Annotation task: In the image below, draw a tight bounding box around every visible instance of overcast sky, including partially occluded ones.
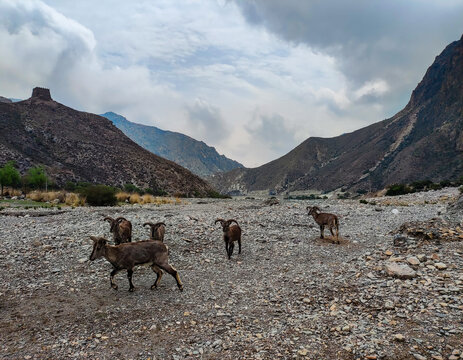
[1,0,462,167]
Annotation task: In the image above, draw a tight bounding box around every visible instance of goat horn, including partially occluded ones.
[153,222,166,228]
[143,222,155,228]
[228,219,239,226]
[215,218,225,225]
[115,217,127,223]
[103,216,114,222]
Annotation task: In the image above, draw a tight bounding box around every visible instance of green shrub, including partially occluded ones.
[83,185,117,206]
[359,199,368,204]
[0,161,21,195]
[459,186,463,194]
[410,180,432,191]
[25,166,49,190]
[124,183,142,194]
[385,183,412,196]
[206,190,231,199]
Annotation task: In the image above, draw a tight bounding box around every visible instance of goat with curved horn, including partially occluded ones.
[103,215,132,245]
[143,222,167,242]
[89,236,183,293]
[215,218,242,259]
[307,206,340,244]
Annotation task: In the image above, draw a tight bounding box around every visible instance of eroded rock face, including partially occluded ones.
[31,87,52,101]
[212,35,463,195]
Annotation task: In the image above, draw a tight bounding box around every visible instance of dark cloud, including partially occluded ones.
[234,0,463,110]
[246,113,297,153]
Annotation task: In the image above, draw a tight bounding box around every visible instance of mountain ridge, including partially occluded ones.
[102,112,243,178]
[211,35,463,195]
[0,88,214,196]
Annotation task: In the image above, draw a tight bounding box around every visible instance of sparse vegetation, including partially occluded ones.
[0,161,21,196]
[206,190,231,199]
[82,185,117,206]
[286,194,323,200]
[25,165,49,190]
[386,177,463,196]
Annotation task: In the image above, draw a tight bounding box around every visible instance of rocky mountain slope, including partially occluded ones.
[101,112,243,178]
[211,35,463,195]
[0,88,214,196]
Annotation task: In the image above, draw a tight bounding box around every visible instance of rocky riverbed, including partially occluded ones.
[1,188,462,360]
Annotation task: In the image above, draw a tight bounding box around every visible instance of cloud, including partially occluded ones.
[185,99,227,143]
[246,112,297,154]
[234,0,463,108]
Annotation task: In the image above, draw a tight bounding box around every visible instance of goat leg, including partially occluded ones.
[320,225,325,239]
[238,239,242,254]
[160,264,183,292]
[127,269,135,292]
[151,265,163,289]
[110,268,121,290]
[228,242,234,259]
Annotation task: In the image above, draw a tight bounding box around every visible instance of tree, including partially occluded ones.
[0,161,21,196]
[26,166,48,190]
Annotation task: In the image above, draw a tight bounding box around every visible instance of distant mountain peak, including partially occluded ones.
[102,111,243,178]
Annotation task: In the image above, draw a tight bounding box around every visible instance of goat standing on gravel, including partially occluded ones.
[307,206,340,243]
[143,222,166,242]
[103,216,132,245]
[215,218,242,259]
[89,236,183,292]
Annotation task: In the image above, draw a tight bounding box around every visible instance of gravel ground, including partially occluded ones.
[1,188,462,360]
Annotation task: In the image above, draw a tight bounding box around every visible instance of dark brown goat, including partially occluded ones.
[89,236,183,292]
[307,206,340,243]
[103,216,132,245]
[143,222,166,242]
[215,218,242,259]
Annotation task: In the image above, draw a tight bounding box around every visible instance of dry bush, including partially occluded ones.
[3,187,22,197]
[65,193,85,206]
[116,191,130,202]
[27,191,44,202]
[43,191,66,203]
[129,193,141,204]
[27,191,63,203]
[141,194,155,204]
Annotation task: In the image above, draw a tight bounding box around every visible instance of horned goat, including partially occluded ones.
[143,222,166,242]
[307,206,340,244]
[89,236,183,292]
[103,216,132,245]
[215,218,242,259]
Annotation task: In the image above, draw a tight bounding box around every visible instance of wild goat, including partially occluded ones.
[89,236,183,292]
[307,206,340,243]
[103,216,132,245]
[143,222,166,242]
[215,218,242,259]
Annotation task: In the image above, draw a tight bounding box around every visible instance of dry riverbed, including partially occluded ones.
[1,189,462,360]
